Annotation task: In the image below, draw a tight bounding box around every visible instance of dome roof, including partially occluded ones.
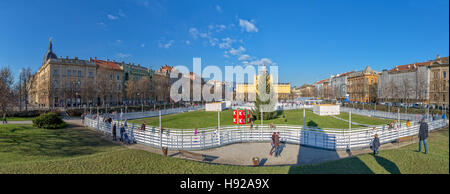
[42,38,57,65]
[364,66,373,73]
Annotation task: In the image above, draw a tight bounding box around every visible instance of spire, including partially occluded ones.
[48,37,53,51]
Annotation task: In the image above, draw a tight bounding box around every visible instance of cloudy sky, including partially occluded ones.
[0,0,448,86]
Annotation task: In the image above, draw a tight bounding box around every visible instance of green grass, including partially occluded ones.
[0,124,118,164]
[130,109,365,129]
[5,117,36,121]
[335,112,394,126]
[0,124,448,174]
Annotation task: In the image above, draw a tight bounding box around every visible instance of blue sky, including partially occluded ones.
[0,0,448,86]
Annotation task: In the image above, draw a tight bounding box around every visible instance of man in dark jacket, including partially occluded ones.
[120,124,125,142]
[418,118,429,154]
[112,123,117,141]
[372,134,380,155]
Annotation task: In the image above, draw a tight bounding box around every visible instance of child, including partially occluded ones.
[372,134,380,155]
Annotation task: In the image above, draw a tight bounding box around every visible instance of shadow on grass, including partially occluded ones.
[0,124,115,159]
[373,155,401,174]
[307,121,318,127]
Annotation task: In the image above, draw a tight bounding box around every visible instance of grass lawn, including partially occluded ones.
[5,117,37,121]
[335,112,394,126]
[0,124,448,174]
[130,109,365,129]
[0,124,119,164]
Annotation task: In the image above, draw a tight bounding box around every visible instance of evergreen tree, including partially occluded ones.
[252,69,277,120]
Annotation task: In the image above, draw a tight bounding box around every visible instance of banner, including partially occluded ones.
[233,109,237,124]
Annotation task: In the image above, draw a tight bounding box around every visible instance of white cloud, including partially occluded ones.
[117,53,131,58]
[239,19,258,32]
[238,54,251,61]
[141,43,145,48]
[219,37,235,49]
[228,46,245,56]
[250,58,272,66]
[209,38,219,46]
[107,14,119,20]
[185,40,191,45]
[118,9,126,17]
[159,40,174,49]
[216,5,222,13]
[189,27,199,39]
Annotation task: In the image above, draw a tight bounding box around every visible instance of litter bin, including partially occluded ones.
[162,147,168,156]
[252,157,260,167]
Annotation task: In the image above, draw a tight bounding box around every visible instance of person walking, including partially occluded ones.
[269,132,276,156]
[2,113,7,124]
[372,134,380,155]
[418,118,429,154]
[120,124,125,142]
[112,123,117,141]
[273,132,281,157]
[141,122,146,131]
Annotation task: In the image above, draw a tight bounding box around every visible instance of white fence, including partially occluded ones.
[84,114,447,151]
[341,107,441,122]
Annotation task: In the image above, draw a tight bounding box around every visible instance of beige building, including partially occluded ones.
[30,39,97,108]
[236,71,291,101]
[429,55,449,108]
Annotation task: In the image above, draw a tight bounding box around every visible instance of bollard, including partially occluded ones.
[252,157,260,167]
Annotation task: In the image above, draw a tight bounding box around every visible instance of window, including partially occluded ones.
[444,71,447,79]
[110,74,113,80]
[67,70,71,76]
[54,80,59,88]
[53,70,59,76]
[117,75,120,81]
[78,71,82,77]
[89,71,94,77]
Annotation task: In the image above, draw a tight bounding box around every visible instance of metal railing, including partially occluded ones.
[340,107,442,122]
[84,113,447,151]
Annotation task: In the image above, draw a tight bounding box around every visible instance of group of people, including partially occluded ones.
[371,118,429,155]
[269,132,282,157]
[112,120,136,145]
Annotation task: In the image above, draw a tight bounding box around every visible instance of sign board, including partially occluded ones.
[233,108,251,125]
[233,109,237,124]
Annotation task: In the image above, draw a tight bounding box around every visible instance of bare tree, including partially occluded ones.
[97,68,112,107]
[0,67,14,115]
[125,76,138,105]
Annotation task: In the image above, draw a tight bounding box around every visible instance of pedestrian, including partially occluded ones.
[141,122,146,131]
[2,113,7,124]
[406,120,411,127]
[269,132,276,156]
[112,123,117,141]
[120,124,125,142]
[418,118,429,154]
[371,134,380,155]
[273,132,281,157]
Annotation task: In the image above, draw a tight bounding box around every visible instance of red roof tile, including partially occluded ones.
[389,61,432,73]
[93,59,122,71]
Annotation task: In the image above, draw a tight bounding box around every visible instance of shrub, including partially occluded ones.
[32,112,67,129]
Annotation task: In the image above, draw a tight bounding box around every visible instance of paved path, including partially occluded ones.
[128,137,421,166]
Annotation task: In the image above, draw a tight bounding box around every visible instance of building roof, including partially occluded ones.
[93,59,122,71]
[159,64,174,72]
[42,39,57,65]
[389,61,432,73]
[314,79,328,85]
